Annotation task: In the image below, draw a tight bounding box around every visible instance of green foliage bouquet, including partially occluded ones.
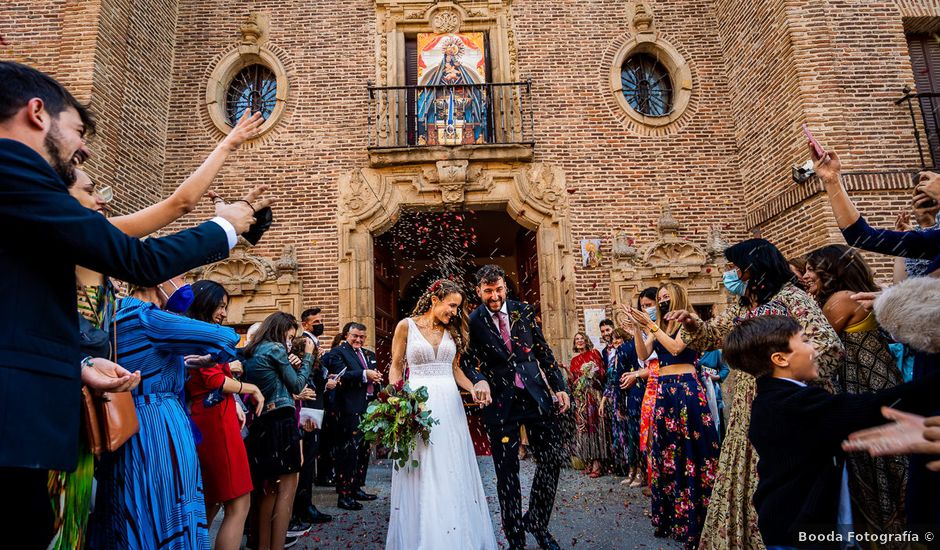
[359,382,439,469]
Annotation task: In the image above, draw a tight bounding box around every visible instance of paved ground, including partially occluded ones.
[284,457,683,550]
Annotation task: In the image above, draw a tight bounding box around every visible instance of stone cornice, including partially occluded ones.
[746,170,917,229]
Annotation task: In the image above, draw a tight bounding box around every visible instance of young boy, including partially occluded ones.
[723,315,939,549]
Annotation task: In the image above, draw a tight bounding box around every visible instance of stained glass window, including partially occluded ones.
[225,64,277,126]
[621,53,673,117]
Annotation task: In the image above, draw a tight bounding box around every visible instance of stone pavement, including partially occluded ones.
[287,457,683,550]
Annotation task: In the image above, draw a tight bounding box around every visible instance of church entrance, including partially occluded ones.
[371,208,539,455]
[371,209,540,367]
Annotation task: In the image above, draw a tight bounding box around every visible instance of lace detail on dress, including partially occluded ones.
[405,318,456,377]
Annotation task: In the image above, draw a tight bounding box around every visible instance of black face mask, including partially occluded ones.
[311,323,325,337]
[658,300,671,314]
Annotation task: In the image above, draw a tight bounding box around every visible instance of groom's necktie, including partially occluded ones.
[357,348,374,396]
[497,311,525,389]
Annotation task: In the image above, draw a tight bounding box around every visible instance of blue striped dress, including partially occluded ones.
[89,297,238,550]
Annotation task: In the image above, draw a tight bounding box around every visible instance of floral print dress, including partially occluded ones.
[683,283,843,550]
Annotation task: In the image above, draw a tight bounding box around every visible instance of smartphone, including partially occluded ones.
[802,124,826,158]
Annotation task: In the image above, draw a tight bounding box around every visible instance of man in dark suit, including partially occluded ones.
[323,322,383,510]
[0,61,263,548]
[462,265,570,550]
[292,307,333,525]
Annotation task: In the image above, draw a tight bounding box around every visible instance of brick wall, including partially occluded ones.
[5,0,939,338]
[162,0,375,337]
[514,0,750,327]
[716,0,939,283]
[3,0,179,214]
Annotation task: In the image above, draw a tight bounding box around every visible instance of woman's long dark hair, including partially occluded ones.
[410,278,468,352]
[243,311,299,358]
[725,238,798,306]
[186,280,228,324]
[805,245,880,307]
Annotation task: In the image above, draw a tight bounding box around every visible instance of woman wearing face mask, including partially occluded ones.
[623,286,660,488]
[88,277,240,549]
[50,111,264,550]
[667,238,842,550]
[184,280,265,550]
[627,282,719,550]
[805,245,907,538]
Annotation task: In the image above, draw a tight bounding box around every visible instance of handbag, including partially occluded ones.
[80,298,140,457]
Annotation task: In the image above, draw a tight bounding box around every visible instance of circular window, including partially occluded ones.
[608,36,693,133]
[621,53,673,117]
[225,64,278,126]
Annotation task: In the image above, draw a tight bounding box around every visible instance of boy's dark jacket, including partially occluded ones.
[750,372,939,548]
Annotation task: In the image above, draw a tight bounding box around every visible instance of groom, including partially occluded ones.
[463,265,570,550]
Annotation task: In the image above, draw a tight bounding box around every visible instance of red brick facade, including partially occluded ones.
[3,0,938,338]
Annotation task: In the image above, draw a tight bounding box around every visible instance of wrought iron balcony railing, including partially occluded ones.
[367,81,534,149]
[896,88,940,169]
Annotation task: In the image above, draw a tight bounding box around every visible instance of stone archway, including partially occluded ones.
[336,161,579,363]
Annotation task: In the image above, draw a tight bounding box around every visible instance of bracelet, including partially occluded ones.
[233,199,255,213]
[81,356,95,369]
[238,381,244,394]
[648,324,659,333]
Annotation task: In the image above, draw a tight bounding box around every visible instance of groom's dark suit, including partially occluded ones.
[462,299,568,548]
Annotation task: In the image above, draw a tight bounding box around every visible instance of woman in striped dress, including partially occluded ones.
[89,277,239,550]
[52,110,263,550]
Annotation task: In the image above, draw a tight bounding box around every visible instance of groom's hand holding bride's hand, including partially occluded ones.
[472,380,492,406]
[555,391,570,414]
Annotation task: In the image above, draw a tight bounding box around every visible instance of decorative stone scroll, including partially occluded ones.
[609,202,728,314]
[188,242,303,326]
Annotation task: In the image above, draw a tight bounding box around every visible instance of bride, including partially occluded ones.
[386,279,498,550]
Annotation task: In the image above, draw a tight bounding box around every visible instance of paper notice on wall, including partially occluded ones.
[583,308,607,350]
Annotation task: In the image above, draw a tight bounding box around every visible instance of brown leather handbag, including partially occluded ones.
[81,299,140,457]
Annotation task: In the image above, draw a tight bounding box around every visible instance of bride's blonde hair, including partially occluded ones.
[410,278,468,352]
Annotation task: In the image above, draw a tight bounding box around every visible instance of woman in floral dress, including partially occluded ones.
[628,282,719,550]
[676,239,843,550]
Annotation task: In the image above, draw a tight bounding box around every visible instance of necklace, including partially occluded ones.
[416,316,445,332]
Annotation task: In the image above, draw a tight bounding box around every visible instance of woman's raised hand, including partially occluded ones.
[220,109,265,152]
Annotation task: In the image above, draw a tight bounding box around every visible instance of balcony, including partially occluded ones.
[896,87,940,168]
[367,81,535,167]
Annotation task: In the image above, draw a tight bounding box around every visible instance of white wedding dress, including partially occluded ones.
[385,318,498,550]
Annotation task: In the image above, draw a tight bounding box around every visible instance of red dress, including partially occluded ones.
[186,363,253,505]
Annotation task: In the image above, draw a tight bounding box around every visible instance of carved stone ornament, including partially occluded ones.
[631,2,655,35]
[430,7,461,34]
[642,203,707,278]
[190,243,302,325]
[523,163,564,210]
[338,169,384,220]
[240,13,263,45]
[199,242,281,296]
[706,225,730,260]
[612,232,638,260]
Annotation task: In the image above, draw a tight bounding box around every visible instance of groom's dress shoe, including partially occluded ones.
[337,496,363,510]
[529,528,562,550]
[352,489,377,501]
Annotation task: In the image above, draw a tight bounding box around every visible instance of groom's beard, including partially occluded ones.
[485,296,503,312]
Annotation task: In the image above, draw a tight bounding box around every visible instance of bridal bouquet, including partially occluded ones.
[360,382,439,469]
[574,361,602,394]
